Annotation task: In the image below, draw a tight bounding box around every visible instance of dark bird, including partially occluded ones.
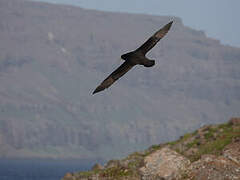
[93,21,173,94]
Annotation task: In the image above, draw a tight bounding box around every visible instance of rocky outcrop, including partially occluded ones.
[229,117,240,126]
[140,148,190,180]
[223,139,240,165]
[62,118,240,180]
[63,173,76,180]
[188,154,240,180]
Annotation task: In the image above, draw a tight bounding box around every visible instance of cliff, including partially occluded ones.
[62,118,240,180]
[0,0,240,159]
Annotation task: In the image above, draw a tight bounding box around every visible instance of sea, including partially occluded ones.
[0,159,100,180]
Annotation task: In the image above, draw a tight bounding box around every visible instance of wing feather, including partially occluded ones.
[93,61,134,94]
[137,21,173,55]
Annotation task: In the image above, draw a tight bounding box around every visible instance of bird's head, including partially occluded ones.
[121,54,127,60]
[121,52,133,60]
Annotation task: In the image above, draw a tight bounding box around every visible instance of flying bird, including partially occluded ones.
[93,21,173,94]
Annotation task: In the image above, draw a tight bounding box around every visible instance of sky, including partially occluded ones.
[33,0,240,48]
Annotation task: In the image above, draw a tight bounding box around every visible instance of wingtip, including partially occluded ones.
[166,21,173,29]
[92,89,99,95]
[92,86,104,95]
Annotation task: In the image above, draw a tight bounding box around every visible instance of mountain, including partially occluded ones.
[62,118,240,180]
[0,0,240,159]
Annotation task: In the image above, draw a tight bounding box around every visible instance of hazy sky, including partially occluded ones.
[33,0,240,48]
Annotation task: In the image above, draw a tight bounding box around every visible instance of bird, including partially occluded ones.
[93,21,173,94]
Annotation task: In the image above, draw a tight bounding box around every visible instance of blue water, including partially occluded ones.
[0,159,100,180]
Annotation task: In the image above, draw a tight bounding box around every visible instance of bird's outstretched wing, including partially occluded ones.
[93,61,134,94]
[136,21,173,55]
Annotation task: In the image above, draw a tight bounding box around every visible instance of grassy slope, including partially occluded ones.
[71,120,240,179]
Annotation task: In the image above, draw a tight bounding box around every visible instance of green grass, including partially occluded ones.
[78,169,100,178]
[168,140,178,146]
[78,157,137,179]
[182,133,192,140]
[203,126,218,139]
[100,167,134,178]
[150,144,162,150]
[167,122,240,162]
[188,122,239,161]
[186,139,199,149]
[168,132,194,147]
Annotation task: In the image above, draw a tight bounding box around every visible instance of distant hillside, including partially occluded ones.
[62,118,240,180]
[0,0,240,159]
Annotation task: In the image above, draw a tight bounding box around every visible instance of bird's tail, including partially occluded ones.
[142,60,155,67]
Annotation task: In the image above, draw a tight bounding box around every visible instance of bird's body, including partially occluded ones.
[121,51,155,67]
[93,21,173,94]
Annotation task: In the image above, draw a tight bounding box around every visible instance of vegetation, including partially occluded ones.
[168,121,240,162]
[65,120,239,180]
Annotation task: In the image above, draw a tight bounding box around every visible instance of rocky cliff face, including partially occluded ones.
[62,118,240,180]
[0,0,240,159]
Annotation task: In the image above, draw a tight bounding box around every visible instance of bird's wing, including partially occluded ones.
[136,21,173,55]
[93,61,134,94]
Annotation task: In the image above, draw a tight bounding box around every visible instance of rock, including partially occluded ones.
[197,125,210,134]
[139,147,190,180]
[223,141,240,165]
[62,172,76,180]
[229,117,240,125]
[195,125,212,144]
[185,147,198,157]
[92,163,103,171]
[119,160,131,169]
[189,154,240,180]
[105,160,120,168]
